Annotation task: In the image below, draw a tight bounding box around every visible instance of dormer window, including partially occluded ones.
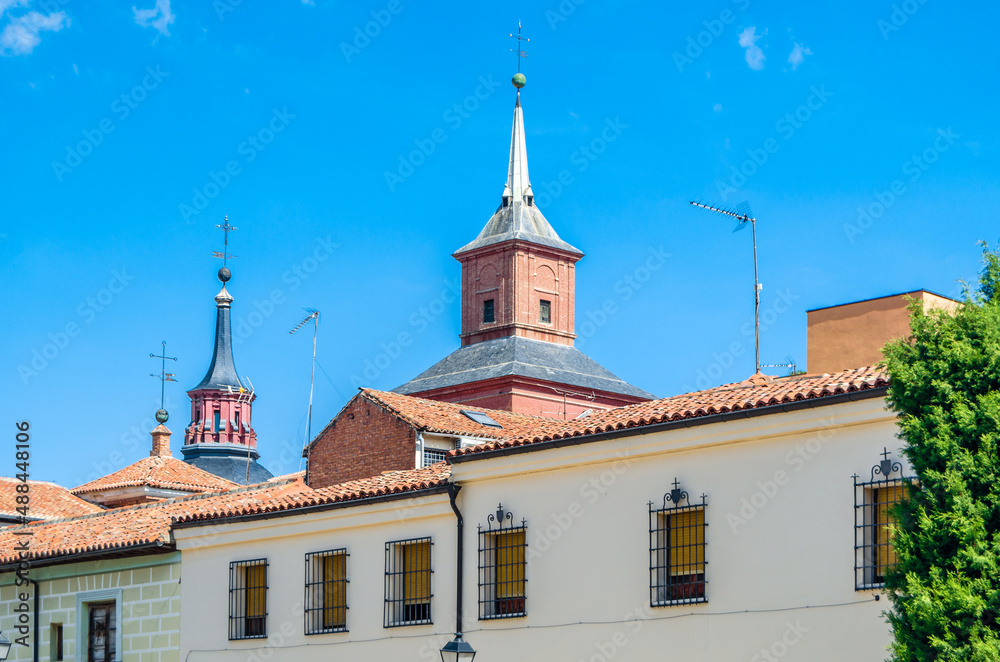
[483,299,495,324]
[526,196,533,206]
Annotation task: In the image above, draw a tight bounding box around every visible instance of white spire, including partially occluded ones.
[503,91,532,205]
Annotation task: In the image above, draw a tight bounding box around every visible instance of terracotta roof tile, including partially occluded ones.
[451,366,889,456]
[174,463,451,525]
[71,456,240,495]
[0,478,305,566]
[0,478,104,521]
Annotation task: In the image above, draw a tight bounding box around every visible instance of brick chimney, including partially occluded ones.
[151,424,172,458]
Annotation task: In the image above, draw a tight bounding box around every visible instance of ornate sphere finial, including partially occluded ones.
[512,73,526,89]
[155,409,169,424]
[218,266,232,283]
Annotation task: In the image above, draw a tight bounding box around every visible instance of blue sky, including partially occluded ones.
[2,0,998,487]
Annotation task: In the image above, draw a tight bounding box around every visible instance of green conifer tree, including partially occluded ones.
[882,244,1000,661]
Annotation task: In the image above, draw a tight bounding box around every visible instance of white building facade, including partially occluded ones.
[175,383,908,662]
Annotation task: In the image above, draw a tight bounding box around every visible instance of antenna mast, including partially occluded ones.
[290,309,320,452]
[689,200,762,374]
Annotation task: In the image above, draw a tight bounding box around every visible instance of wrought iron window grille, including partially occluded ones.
[384,537,434,627]
[854,447,914,590]
[423,447,448,467]
[229,559,268,640]
[477,503,528,620]
[649,478,708,607]
[304,549,349,634]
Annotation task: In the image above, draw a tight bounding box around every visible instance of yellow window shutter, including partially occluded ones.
[404,542,431,602]
[245,565,266,618]
[496,530,526,598]
[877,485,906,571]
[323,554,346,627]
[668,509,705,576]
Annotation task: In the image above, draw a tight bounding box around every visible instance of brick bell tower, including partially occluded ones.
[394,74,653,418]
[182,260,273,484]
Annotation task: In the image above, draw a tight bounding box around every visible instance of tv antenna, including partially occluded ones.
[149,340,177,422]
[761,356,798,376]
[689,200,762,374]
[290,309,320,451]
[213,216,237,266]
[510,21,529,72]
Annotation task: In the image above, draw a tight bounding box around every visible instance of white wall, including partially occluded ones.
[178,397,905,662]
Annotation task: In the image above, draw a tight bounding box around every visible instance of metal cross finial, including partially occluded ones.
[880,447,892,462]
[671,477,682,491]
[149,340,178,410]
[510,21,529,73]
[213,216,238,266]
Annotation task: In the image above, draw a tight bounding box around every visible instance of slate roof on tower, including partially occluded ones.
[394,335,654,399]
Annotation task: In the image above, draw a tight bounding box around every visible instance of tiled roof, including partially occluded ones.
[0,478,305,566]
[175,463,452,525]
[0,478,103,521]
[0,465,454,563]
[452,366,890,457]
[351,388,565,442]
[71,456,240,495]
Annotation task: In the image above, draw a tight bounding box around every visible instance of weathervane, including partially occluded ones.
[689,200,763,374]
[149,340,178,423]
[510,21,529,73]
[213,216,237,267]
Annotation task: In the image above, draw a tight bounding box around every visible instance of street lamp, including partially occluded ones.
[440,632,476,662]
[0,629,12,661]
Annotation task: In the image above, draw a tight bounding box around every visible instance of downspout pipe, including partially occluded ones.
[447,483,464,636]
[27,577,39,662]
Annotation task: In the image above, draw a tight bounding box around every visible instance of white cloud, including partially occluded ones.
[0,0,28,20]
[787,42,812,70]
[0,10,68,56]
[133,0,174,36]
[738,27,766,71]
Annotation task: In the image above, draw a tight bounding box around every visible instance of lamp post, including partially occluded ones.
[0,629,12,661]
[440,632,476,662]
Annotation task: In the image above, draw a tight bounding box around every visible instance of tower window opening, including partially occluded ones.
[483,299,495,324]
[539,300,551,324]
[214,411,221,433]
[235,410,241,432]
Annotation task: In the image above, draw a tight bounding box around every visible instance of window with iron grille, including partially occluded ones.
[483,299,495,323]
[384,538,433,627]
[304,549,349,634]
[229,559,268,640]
[539,299,551,324]
[477,504,527,619]
[649,479,707,607]
[422,447,448,467]
[854,448,914,589]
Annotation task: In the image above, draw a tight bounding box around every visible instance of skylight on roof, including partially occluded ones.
[460,409,503,429]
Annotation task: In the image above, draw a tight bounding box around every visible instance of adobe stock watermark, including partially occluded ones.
[340,0,405,63]
[545,0,585,30]
[726,418,836,533]
[575,604,654,662]
[878,0,929,40]
[843,127,958,244]
[682,288,800,392]
[716,85,833,201]
[52,65,169,182]
[672,0,752,73]
[384,76,501,191]
[348,278,461,387]
[232,235,340,345]
[748,620,810,662]
[526,454,633,559]
[18,269,135,385]
[179,107,296,223]
[576,246,670,349]
[531,116,628,208]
